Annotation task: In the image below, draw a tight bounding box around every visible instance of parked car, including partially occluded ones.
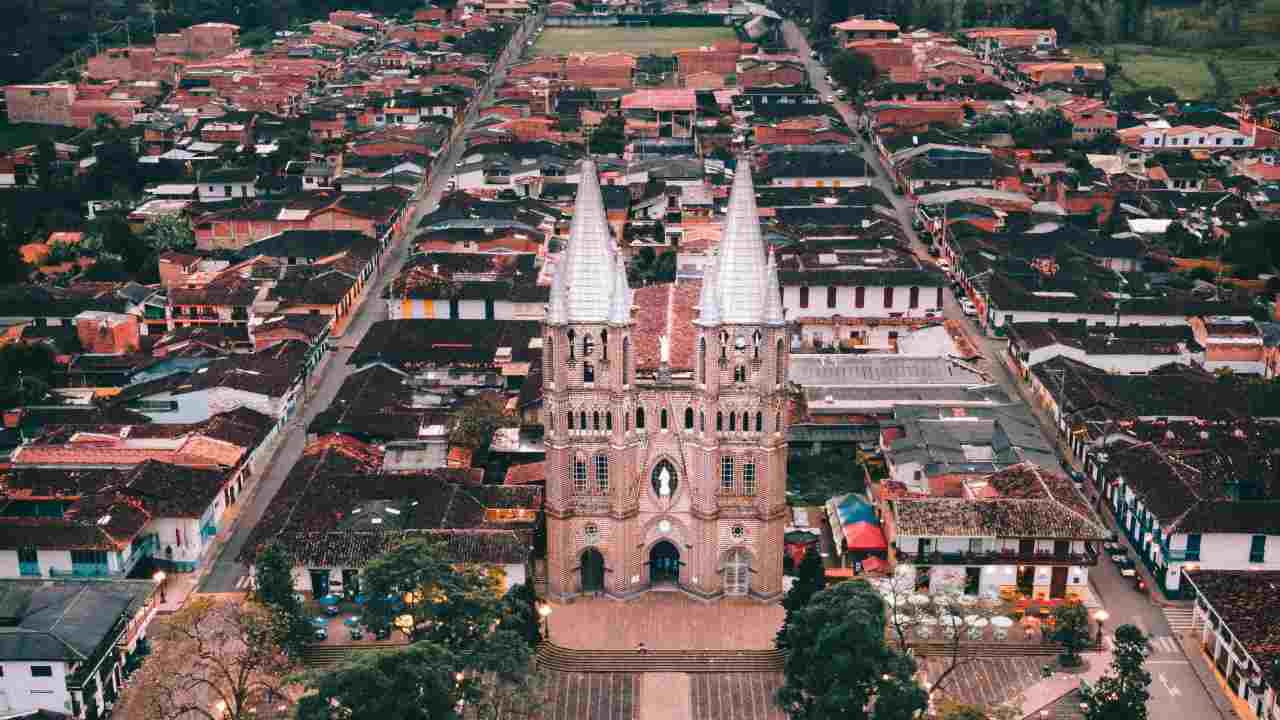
[960,298,977,316]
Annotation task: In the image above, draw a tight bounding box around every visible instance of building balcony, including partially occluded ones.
[895,548,1099,567]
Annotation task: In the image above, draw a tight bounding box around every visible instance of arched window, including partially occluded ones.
[684,407,694,429]
[720,331,728,360]
[583,361,594,383]
[743,463,756,494]
[623,336,631,384]
[583,333,594,357]
[755,412,763,432]
[776,339,785,384]
[625,412,630,431]
[716,412,723,431]
[636,407,645,429]
[775,412,781,432]
[606,412,613,431]
[547,335,555,370]
[549,411,555,431]
[741,412,749,430]
[729,413,737,431]
[567,329,576,360]
[601,328,608,355]
[579,411,587,430]
[592,411,600,430]
[753,330,761,359]
[594,454,609,493]
[573,458,587,494]
[827,286,837,308]
[700,411,705,431]
[734,365,746,382]
[660,409,669,429]
[698,337,706,384]
[567,412,574,430]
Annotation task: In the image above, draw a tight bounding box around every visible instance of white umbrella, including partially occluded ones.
[939,614,963,628]
[965,615,989,628]
[917,615,938,625]
[909,594,931,606]
[990,616,1014,628]
[957,595,979,606]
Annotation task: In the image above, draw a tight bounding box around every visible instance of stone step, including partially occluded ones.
[535,642,787,673]
[906,640,1101,658]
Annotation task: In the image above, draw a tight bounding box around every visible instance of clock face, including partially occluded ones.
[658,520,672,534]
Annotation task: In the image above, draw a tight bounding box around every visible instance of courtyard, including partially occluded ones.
[531,27,738,57]
[545,594,784,650]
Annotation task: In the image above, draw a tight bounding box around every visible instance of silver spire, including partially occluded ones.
[549,158,616,324]
[696,250,721,326]
[608,250,632,324]
[702,155,770,325]
[763,246,784,326]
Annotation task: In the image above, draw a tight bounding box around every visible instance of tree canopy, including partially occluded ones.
[829,50,879,96]
[1052,601,1093,667]
[776,581,928,719]
[1080,624,1152,720]
[253,540,312,658]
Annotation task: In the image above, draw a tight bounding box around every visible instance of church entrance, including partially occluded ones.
[580,548,604,593]
[649,541,681,586]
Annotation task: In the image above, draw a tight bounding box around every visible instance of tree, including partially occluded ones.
[777,545,827,649]
[115,598,291,720]
[589,115,626,156]
[1051,600,1093,667]
[776,581,928,720]
[935,700,1022,720]
[141,215,197,253]
[361,537,505,656]
[253,540,312,658]
[448,392,515,449]
[296,642,467,720]
[0,343,57,410]
[830,50,879,96]
[35,139,56,192]
[1080,624,1151,720]
[496,582,544,648]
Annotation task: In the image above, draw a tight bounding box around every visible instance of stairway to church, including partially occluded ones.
[906,639,1102,658]
[535,641,787,673]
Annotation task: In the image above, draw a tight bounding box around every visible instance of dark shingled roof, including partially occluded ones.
[0,580,154,663]
[350,319,541,371]
[274,529,530,567]
[1184,569,1280,675]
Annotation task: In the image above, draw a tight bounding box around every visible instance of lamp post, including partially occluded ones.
[153,570,167,603]
[536,601,552,640]
[1094,609,1109,647]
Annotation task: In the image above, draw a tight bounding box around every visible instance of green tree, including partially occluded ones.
[361,537,505,656]
[448,392,515,449]
[776,581,928,719]
[496,582,544,648]
[252,540,311,657]
[830,49,879,96]
[1051,600,1092,667]
[777,545,826,649]
[35,139,56,192]
[589,115,626,156]
[1080,624,1151,720]
[295,642,468,720]
[141,215,197,253]
[0,343,57,410]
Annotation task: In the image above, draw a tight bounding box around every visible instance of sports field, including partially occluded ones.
[531,26,737,56]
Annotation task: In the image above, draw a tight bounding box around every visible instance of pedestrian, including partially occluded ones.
[636,641,647,655]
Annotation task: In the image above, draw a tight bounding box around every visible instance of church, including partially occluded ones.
[542,157,790,601]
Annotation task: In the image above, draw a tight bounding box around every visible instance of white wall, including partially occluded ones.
[0,660,71,716]
[148,518,204,565]
[1165,532,1280,590]
[989,308,1190,330]
[1024,343,1201,374]
[768,176,870,188]
[197,181,256,202]
[783,283,943,320]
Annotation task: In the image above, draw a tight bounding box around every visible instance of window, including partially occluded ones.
[729,413,737,431]
[734,365,746,382]
[721,457,734,491]
[449,298,460,319]
[684,407,694,429]
[622,337,630,383]
[636,407,645,429]
[583,334,594,357]
[741,412,749,430]
[660,409,669,429]
[884,287,894,308]
[1250,535,1266,564]
[909,286,920,309]
[583,361,594,383]
[606,412,612,431]
[854,286,866,309]
[484,299,495,320]
[594,455,609,493]
[776,339,785,383]
[936,287,944,308]
[573,460,587,493]
[71,550,107,566]
[584,524,599,544]
[755,412,763,431]
[732,525,745,539]
[567,412,575,430]
[743,463,756,494]
[827,287,837,308]
[717,412,723,431]
[579,411,587,429]
[567,329,576,359]
[799,286,809,308]
[698,337,706,384]
[31,666,52,678]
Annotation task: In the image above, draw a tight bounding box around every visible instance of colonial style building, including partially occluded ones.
[542,159,790,600]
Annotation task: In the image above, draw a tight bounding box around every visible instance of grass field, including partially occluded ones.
[530,26,737,56]
[1072,43,1280,100]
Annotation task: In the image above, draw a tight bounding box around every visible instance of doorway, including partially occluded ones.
[309,569,330,598]
[1050,567,1069,599]
[580,548,604,593]
[964,567,981,596]
[649,541,680,585]
[722,549,751,596]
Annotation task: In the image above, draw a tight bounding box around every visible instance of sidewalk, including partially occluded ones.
[1017,652,1111,716]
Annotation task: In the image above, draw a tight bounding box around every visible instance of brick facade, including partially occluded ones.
[542,317,790,602]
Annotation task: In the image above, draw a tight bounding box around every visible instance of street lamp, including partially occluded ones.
[536,601,552,640]
[1094,609,1110,646]
[153,571,167,603]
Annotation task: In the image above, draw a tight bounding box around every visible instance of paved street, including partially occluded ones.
[197,17,538,593]
[780,21,1226,718]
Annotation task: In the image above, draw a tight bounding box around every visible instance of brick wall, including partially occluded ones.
[4,85,76,126]
[76,313,141,354]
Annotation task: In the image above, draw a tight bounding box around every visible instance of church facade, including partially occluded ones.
[542,158,790,601]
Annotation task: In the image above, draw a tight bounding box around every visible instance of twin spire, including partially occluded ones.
[548,155,781,328]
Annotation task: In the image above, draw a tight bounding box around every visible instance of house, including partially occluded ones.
[166,266,261,339]
[1017,62,1105,86]
[1188,316,1266,375]
[882,405,1056,494]
[387,253,548,322]
[155,22,239,57]
[759,149,869,188]
[1005,322,1202,377]
[792,354,1008,420]
[1182,570,1280,718]
[831,16,900,45]
[1094,425,1280,596]
[350,319,541,392]
[197,167,258,202]
[0,580,157,719]
[964,28,1057,54]
[885,463,1106,601]
[778,249,946,328]
[620,90,697,138]
[239,434,541,596]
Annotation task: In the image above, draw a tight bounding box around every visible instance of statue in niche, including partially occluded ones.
[651,460,678,499]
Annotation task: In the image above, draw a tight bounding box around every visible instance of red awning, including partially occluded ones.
[842,522,888,551]
[861,555,889,574]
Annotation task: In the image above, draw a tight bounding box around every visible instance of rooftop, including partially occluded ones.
[0,580,154,663]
